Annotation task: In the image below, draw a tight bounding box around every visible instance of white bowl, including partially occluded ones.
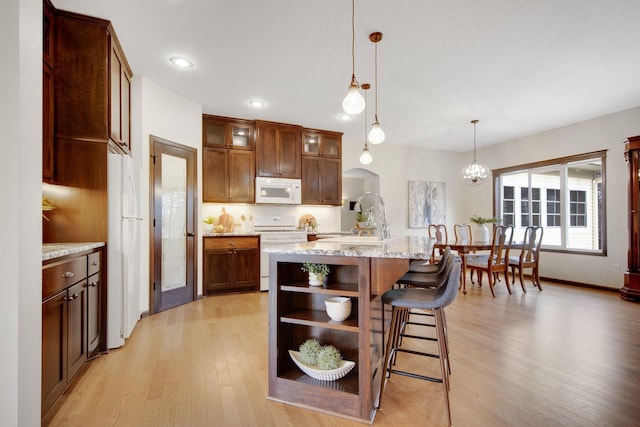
[325,297,351,321]
[289,350,355,381]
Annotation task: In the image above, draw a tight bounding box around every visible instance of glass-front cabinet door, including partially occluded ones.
[203,115,255,150]
[302,129,342,158]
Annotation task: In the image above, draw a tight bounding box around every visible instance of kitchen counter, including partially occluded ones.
[262,235,435,259]
[43,242,105,261]
[203,231,259,237]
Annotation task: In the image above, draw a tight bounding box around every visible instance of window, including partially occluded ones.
[547,189,561,226]
[493,150,606,255]
[570,190,587,227]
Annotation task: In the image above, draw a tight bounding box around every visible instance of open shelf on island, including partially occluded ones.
[281,309,359,332]
[280,281,359,297]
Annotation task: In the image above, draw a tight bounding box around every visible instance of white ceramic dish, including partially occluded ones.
[288,350,355,381]
[324,296,351,321]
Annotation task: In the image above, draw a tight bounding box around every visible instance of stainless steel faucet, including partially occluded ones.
[354,192,391,241]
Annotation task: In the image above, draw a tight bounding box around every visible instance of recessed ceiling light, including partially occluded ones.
[338,113,352,121]
[249,99,266,108]
[169,56,193,68]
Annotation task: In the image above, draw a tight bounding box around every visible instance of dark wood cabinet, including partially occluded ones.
[53,9,132,153]
[623,135,640,302]
[256,120,302,178]
[42,248,105,417]
[43,63,54,182]
[202,115,255,203]
[301,129,342,205]
[203,237,259,294]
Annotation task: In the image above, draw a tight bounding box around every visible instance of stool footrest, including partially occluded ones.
[400,333,437,342]
[394,348,439,359]
[388,368,443,383]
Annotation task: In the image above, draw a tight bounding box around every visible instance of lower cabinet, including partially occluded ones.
[203,236,259,294]
[42,248,104,417]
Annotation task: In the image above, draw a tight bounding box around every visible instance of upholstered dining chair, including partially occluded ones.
[428,224,448,263]
[466,225,514,297]
[509,226,543,292]
[453,224,472,242]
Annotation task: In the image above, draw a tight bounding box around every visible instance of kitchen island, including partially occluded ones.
[264,236,434,423]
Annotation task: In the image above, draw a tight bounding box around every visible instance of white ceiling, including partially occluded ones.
[53,0,640,152]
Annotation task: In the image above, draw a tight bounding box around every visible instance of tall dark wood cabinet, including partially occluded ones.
[202,115,255,203]
[301,129,342,205]
[622,135,640,302]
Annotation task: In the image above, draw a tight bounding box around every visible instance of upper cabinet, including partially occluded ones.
[301,129,343,205]
[202,115,255,203]
[42,0,55,182]
[54,10,132,154]
[255,120,302,178]
[302,129,342,158]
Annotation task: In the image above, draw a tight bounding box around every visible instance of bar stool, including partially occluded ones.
[406,246,452,276]
[378,260,461,426]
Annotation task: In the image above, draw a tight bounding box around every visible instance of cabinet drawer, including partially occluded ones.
[43,256,87,300]
[88,251,102,276]
[205,236,259,250]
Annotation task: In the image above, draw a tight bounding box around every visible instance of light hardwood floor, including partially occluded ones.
[44,278,640,427]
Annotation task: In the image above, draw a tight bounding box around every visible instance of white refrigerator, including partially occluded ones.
[107,152,143,349]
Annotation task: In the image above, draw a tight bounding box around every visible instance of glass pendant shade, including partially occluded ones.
[343,83,365,115]
[461,162,489,185]
[359,146,373,164]
[368,119,385,144]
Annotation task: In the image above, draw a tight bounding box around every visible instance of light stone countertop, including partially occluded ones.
[43,242,105,261]
[262,235,435,259]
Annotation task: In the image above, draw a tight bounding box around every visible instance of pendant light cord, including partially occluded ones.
[374,40,379,121]
[350,0,357,84]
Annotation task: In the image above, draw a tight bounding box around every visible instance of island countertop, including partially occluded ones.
[262,235,435,259]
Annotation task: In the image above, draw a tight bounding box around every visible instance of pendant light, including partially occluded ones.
[461,119,489,185]
[359,84,373,165]
[367,32,385,144]
[342,0,365,115]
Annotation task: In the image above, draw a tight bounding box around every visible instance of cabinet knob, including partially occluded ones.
[89,281,98,287]
[92,261,100,266]
[63,271,74,278]
[229,242,236,246]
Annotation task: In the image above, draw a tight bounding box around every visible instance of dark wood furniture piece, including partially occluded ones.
[301,129,342,205]
[42,248,105,417]
[467,225,514,297]
[255,120,302,178]
[508,225,544,292]
[202,115,256,203]
[203,236,260,294]
[43,4,132,245]
[622,135,640,302]
[268,253,408,423]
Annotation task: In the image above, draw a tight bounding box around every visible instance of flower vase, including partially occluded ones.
[473,224,490,243]
[308,272,327,287]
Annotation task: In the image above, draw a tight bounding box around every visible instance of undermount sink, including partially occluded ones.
[320,235,392,245]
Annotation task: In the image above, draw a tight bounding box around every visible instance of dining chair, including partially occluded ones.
[466,225,514,297]
[428,224,448,263]
[453,224,472,242]
[509,226,543,292]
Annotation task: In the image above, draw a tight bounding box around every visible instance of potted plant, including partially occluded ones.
[301,263,330,286]
[469,215,499,243]
[355,212,368,228]
[203,215,216,233]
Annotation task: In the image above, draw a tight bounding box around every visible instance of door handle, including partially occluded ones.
[186,232,195,237]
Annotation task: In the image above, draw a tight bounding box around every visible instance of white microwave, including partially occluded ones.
[255,177,302,205]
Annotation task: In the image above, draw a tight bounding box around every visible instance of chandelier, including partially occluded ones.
[461,119,489,185]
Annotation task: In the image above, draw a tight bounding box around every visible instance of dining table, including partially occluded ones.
[434,240,522,294]
[433,240,492,294]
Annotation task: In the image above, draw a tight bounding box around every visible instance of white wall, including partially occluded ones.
[134,77,203,308]
[342,107,640,289]
[342,140,466,237]
[461,106,640,288]
[0,0,42,424]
